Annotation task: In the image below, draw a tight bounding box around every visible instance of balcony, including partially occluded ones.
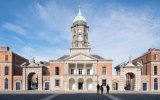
[64,74,97,79]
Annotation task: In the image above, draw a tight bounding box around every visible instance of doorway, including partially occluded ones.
[143,83,147,91]
[45,82,49,90]
[78,82,83,90]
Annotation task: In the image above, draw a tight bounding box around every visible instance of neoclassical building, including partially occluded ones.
[0,8,160,92]
[49,8,112,91]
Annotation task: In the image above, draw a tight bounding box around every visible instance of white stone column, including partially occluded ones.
[76,63,78,75]
[38,68,43,91]
[135,68,141,91]
[84,79,87,91]
[76,79,78,91]
[93,63,97,75]
[119,67,125,91]
[22,68,26,90]
[65,63,69,75]
[84,63,86,75]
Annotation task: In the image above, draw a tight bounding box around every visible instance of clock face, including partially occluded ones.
[78,29,82,33]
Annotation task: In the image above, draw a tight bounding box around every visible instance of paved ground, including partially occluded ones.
[112,94,160,100]
[52,93,112,100]
[0,94,52,100]
[0,91,160,100]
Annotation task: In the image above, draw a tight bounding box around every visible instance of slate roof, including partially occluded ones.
[57,54,105,60]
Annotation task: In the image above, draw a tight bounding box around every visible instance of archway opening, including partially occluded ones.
[86,78,93,90]
[28,72,38,90]
[78,78,84,90]
[125,73,135,90]
[69,78,75,90]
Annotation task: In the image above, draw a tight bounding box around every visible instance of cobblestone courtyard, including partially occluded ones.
[0,91,160,100]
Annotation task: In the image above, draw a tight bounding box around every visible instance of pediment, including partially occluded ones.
[65,53,97,61]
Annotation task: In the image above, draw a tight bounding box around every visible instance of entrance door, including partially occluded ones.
[78,82,83,90]
[45,82,49,90]
[143,83,147,91]
[16,82,20,90]
[116,83,118,90]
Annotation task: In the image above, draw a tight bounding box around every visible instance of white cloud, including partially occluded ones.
[35,2,74,41]
[88,7,160,73]
[2,22,27,36]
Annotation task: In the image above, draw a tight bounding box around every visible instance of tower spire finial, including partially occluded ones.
[78,5,82,16]
[129,54,132,63]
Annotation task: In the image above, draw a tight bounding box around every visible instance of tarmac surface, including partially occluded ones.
[0,91,160,100]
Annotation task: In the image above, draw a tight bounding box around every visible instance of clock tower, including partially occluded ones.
[70,7,91,55]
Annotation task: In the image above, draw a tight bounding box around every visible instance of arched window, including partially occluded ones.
[78,34,83,41]
[5,66,9,75]
[4,78,8,90]
[154,78,158,90]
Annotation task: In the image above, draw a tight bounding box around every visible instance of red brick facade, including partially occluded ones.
[133,48,160,91]
[0,46,29,90]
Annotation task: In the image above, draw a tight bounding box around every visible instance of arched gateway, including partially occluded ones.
[21,58,46,90]
[125,73,135,90]
[115,56,142,91]
[27,72,38,90]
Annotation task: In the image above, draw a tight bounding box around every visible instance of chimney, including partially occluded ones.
[148,48,155,52]
[0,45,10,51]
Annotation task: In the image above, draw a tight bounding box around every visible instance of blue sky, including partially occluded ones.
[0,0,160,73]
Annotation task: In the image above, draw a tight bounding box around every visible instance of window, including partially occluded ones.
[146,55,148,61]
[154,66,158,75]
[102,66,106,75]
[79,69,82,75]
[5,55,8,61]
[154,78,158,90]
[4,78,8,90]
[71,69,74,75]
[102,79,106,86]
[5,66,9,75]
[87,69,90,75]
[55,67,59,75]
[55,79,60,86]
[16,82,20,90]
[154,54,158,61]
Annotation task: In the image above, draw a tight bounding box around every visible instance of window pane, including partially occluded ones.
[154,78,158,90]
[102,79,106,86]
[71,69,74,75]
[5,66,8,75]
[55,67,59,75]
[102,67,106,75]
[4,78,8,90]
[55,80,60,86]
[79,69,82,75]
[87,69,90,75]
[5,55,8,61]
[154,66,158,75]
